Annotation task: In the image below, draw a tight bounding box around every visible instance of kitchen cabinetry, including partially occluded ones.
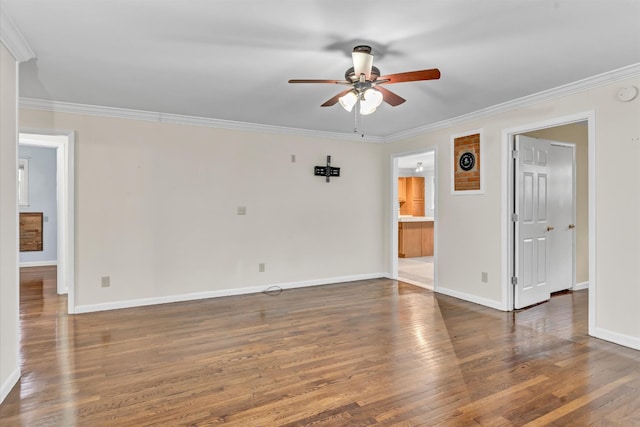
[399,177,425,217]
[398,177,406,202]
[398,220,433,258]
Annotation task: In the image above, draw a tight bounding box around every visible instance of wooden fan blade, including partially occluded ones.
[376,86,406,106]
[321,89,354,107]
[288,79,348,84]
[378,68,441,84]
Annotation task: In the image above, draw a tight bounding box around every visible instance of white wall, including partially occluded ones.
[0,42,20,403]
[384,76,640,348]
[20,109,387,311]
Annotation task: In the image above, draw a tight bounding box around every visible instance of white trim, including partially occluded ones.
[390,147,439,292]
[591,328,640,351]
[0,10,35,62]
[387,63,640,143]
[19,98,386,144]
[435,286,505,311]
[18,63,640,145]
[587,114,597,337]
[573,281,588,291]
[74,273,385,314]
[19,260,57,268]
[19,129,75,311]
[502,111,594,312]
[0,367,20,404]
[502,111,598,339]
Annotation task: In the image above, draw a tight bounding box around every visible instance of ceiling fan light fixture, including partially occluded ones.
[338,90,358,112]
[360,88,383,115]
[352,51,373,80]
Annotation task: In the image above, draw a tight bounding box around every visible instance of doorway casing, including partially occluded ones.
[19,128,75,313]
[390,147,438,288]
[502,111,595,333]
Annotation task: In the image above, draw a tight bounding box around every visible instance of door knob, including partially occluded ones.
[546,226,555,232]
[568,224,576,229]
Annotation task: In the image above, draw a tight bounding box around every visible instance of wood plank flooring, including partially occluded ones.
[1,267,639,426]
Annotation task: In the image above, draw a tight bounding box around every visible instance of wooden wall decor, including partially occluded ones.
[451,129,484,194]
[20,212,43,252]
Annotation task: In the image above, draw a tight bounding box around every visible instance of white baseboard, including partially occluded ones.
[0,367,20,404]
[74,273,386,314]
[591,327,640,351]
[435,285,506,311]
[573,281,589,291]
[19,260,57,268]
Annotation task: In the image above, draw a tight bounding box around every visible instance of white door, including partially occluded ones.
[514,135,551,309]
[548,143,575,292]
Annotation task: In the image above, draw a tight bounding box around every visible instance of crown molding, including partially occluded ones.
[20,63,639,144]
[385,63,640,143]
[19,98,385,143]
[0,9,35,62]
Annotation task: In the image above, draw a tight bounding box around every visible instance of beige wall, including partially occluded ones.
[384,76,640,347]
[0,42,19,402]
[14,75,640,351]
[20,109,387,310]
[524,123,589,285]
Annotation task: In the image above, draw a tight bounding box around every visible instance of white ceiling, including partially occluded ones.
[398,152,434,170]
[3,0,639,138]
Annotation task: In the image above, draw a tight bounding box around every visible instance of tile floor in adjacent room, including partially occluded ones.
[398,256,433,289]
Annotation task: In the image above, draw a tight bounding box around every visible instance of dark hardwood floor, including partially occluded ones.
[1,267,639,426]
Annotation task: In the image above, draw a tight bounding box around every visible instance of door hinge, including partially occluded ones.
[511,213,518,222]
[512,149,519,159]
[511,276,518,286]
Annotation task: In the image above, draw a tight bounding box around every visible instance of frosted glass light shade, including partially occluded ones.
[352,51,373,80]
[360,88,383,115]
[339,91,358,112]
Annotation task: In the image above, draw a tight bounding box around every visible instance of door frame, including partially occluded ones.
[19,128,76,314]
[502,111,595,332]
[390,147,438,289]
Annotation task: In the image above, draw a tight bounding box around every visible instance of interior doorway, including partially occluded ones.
[511,135,577,309]
[391,149,436,290]
[18,130,75,313]
[504,113,592,325]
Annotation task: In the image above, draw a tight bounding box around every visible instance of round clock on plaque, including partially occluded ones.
[459,152,475,171]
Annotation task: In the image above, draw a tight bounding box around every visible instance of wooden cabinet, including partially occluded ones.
[20,212,43,252]
[398,221,433,258]
[399,177,425,217]
[398,177,406,202]
[421,221,434,256]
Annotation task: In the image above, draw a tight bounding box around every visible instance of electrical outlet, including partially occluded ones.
[101,276,110,287]
[259,263,265,272]
[481,272,488,283]
[237,206,246,215]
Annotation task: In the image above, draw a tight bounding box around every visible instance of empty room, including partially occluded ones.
[1,1,639,425]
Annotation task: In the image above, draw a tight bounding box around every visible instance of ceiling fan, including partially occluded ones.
[288,45,440,116]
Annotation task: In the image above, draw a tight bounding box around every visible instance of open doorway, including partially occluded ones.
[18,130,75,313]
[392,149,436,290]
[503,112,593,330]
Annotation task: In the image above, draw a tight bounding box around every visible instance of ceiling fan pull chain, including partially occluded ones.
[353,105,358,133]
